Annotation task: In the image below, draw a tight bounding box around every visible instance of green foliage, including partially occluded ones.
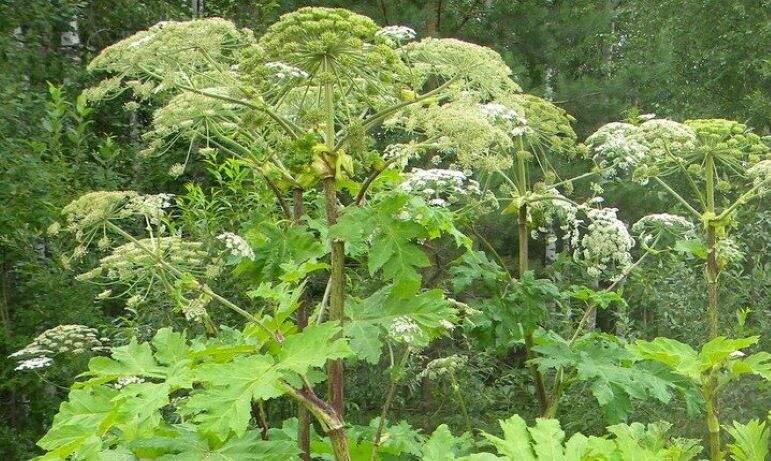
[332,192,468,296]
[631,336,770,387]
[533,333,673,422]
[724,419,770,461]
[1,3,769,460]
[36,326,351,458]
[425,414,702,460]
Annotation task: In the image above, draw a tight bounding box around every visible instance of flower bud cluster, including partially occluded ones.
[418,354,468,380]
[77,238,208,296]
[479,102,531,137]
[126,193,173,224]
[264,61,309,80]
[632,213,695,243]
[9,324,109,371]
[114,375,146,389]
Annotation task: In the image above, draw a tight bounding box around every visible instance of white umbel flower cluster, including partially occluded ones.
[586,119,698,182]
[216,232,254,260]
[126,193,173,224]
[401,168,482,207]
[530,189,581,247]
[531,192,635,281]
[383,143,422,169]
[479,102,531,137]
[388,316,423,346]
[585,122,647,179]
[376,25,416,43]
[575,207,634,280]
[747,159,771,189]
[265,61,308,80]
[9,324,109,371]
[181,293,211,322]
[15,356,53,371]
[114,375,146,389]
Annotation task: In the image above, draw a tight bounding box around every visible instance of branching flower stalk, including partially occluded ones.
[103,222,281,341]
[370,345,412,461]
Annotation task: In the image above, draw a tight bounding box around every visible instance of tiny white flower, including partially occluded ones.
[15,356,53,371]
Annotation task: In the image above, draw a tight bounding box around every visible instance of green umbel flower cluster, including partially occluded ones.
[86,18,254,98]
[401,37,520,98]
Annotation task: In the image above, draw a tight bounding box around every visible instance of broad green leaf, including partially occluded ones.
[631,337,701,383]
[724,419,769,461]
[538,334,673,422]
[37,387,118,457]
[111,382,170,440]
[528,418,565,460]
[673,239,707,259]
[277,322,353,376]
[152,328,189,366]
[422,424,471,461]
[157,430,300,461]
[184,355,284,438]
[698,336,759,370]
[448,250,506,293]
[483,415,536,461]
[345,285,455,362]
[86,340,167,382]
[731,352,771,381]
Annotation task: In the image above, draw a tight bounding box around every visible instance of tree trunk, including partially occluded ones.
[191,0,204,17]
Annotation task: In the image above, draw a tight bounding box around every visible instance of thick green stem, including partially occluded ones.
[328,428,352,461]
[705,152,719,339]
[704,386,722,461]
[324,177,346,416]
[284,385,350,461]
[514,152,548,414]
[321,61,346,416]
[292,188,312,461]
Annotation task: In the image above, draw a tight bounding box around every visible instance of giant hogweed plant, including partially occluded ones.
[586,117,770,339]
[586,117,771,460]
[22,8,536,461]
[423,88,685,420]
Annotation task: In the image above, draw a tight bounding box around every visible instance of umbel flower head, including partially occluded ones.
[375,25,417,45]
[401,168,482,208]
[9,325,109,371]
[587,117,769,185]
[632,213,695,244]
[400,37,520,98]
[258,7,401,83]
[585,122,645,179]
[85,18,254,102]
[77,237,208,287]
[530,193,634,281]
